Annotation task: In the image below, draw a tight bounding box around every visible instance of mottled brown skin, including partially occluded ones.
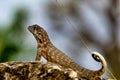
[28,24,107,80]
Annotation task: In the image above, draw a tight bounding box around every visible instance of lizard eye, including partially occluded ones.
[38,32,41,35]
[92,54,101,62]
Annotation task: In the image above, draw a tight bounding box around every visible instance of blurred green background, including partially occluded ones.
[0,0,120,79]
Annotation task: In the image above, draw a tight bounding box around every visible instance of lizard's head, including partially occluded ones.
[28,24,50,45]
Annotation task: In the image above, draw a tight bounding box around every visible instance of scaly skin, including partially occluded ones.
[28,24,107,80]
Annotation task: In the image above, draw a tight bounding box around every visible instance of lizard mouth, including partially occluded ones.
[28,26,34,33]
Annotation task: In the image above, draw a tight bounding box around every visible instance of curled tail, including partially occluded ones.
[77,51,107,79]
[91,52,107,77]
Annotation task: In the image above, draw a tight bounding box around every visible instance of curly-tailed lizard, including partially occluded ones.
[28,24,107,80]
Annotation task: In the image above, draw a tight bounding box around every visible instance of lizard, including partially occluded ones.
[28,24,107,80]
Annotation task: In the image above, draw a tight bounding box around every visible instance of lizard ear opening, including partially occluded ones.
[38,37,43,43]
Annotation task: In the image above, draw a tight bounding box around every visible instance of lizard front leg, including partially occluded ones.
[35,46,42,61]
